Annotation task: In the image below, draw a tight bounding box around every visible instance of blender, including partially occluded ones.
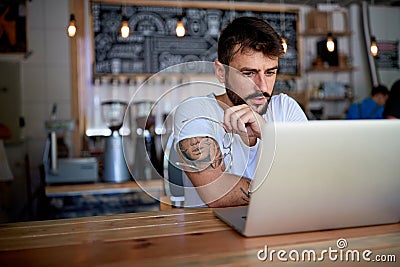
[101,101,131,182]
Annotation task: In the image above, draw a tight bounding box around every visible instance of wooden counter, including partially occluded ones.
[44,180,164,218]
[0,209,399,266]
[45,180,164,197]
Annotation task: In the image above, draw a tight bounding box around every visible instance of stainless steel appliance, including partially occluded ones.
[44,118,98,184]
[101,101,131,182]
[131,100,162,181]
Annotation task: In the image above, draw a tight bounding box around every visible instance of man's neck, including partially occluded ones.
[215,93,233,109]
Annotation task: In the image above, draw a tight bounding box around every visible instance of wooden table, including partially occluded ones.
[0,209,399,266]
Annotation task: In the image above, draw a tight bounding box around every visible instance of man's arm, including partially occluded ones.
[177,136,251,208]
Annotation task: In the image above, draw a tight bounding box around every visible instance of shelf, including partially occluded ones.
[0,51,33,62]
[302,9,354,120]
[310,96,353,102]
[0,53,24,62]
[301,31,353,37]
[306,66,357,73]
[45,180,163,197]
[92,73,216,80]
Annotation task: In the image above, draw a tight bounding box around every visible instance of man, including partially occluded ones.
[173,17,307,208]
[345,85,389,120]
[383,79,400,119]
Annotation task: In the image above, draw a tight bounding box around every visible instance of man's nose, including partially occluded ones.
[254,74,270,94]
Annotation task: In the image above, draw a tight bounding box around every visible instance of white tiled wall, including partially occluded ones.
[22,0,71,171]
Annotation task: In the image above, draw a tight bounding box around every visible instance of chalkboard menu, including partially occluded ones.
[375,40,399,69]
[92,3,300,76]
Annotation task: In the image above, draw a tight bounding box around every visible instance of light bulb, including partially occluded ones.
[281,37,288,54]
[67,14,76,38]
[176,20,185,37]
[370,36,378,57]
[326,33,335,52]
[120,20,130,38]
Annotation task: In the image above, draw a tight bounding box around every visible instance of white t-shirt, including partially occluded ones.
[173,93,307,207]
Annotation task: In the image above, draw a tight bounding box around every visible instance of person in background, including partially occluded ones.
[345,85,389,120]
[383,79,400,119]
[173,17,307,208]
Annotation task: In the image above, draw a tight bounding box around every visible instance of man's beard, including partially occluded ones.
[225,87,271,116]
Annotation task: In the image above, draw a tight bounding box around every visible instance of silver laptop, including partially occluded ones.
[214,120,400,237]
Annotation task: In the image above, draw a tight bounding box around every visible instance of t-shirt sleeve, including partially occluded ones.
[275,94,308,122]
[173,96,219,145]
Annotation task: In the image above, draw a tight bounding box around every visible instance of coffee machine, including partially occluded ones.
[131,100,163,181]
[101,101,131,182]
[44,111,98,184]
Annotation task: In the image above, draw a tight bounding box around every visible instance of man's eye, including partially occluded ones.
[266,70,277,77]
[242,71,256,78]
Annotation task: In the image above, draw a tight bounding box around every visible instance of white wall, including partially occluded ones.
[369,5,400,90]
[23,0,71,172]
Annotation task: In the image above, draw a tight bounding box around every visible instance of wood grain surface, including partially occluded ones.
[0,208,399,267]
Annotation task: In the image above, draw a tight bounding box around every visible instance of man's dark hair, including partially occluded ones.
[371,84,389,96]
[217,16,284,65]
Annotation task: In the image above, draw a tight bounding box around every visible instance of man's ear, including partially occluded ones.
[214,60,226,83]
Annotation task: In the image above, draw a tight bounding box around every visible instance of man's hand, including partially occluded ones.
[223,104,266,142]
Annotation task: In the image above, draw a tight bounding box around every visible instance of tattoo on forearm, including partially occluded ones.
[240,181,251,203]
[178,136,225,171]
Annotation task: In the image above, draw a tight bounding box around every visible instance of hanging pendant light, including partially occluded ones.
[176,17,185,37]
[370,36,378,57]
[326,32,335,52]
[281,36,288,54]
[120,16,130,38]
[67,14,77,38]
[120,2,130,39]
[175,0,185,38]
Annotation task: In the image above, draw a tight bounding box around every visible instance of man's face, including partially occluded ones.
[224,48,279,115]
[373,93,389,106]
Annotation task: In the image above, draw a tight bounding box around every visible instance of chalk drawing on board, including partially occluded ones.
[92,3,300,76]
